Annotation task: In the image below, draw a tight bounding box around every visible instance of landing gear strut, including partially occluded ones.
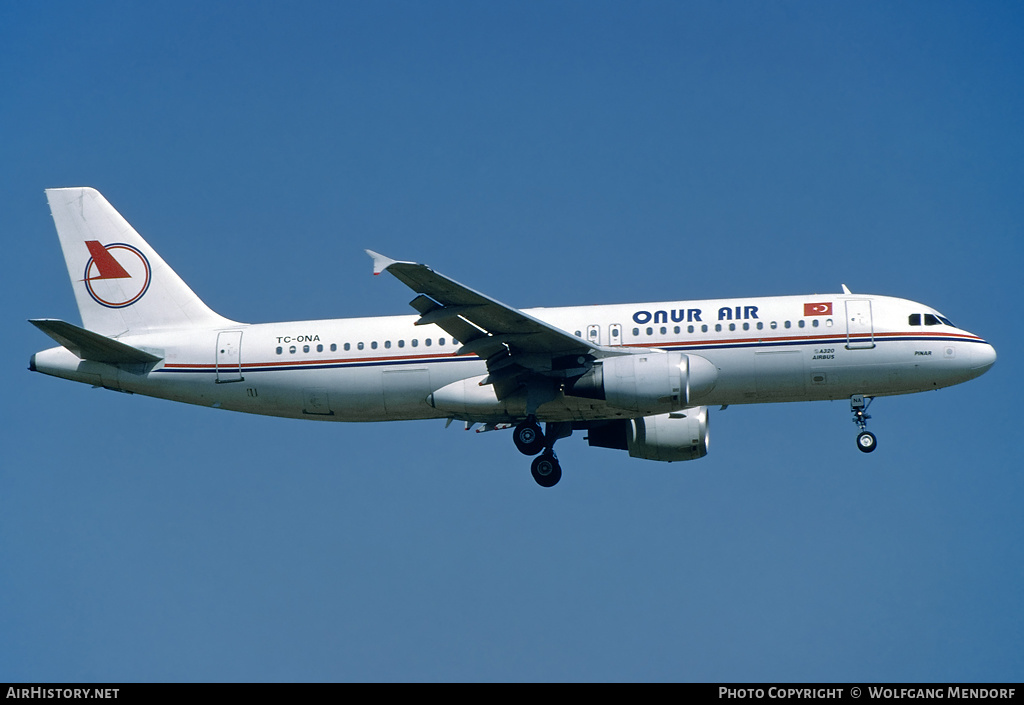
[851,394,877,453]
[513,418,571,487]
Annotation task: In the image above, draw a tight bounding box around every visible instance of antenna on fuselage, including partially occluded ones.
[841,284,852,295]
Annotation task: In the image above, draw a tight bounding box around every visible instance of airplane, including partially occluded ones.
[29,188,997,487]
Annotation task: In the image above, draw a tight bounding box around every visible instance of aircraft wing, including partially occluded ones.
[367,250,631,402]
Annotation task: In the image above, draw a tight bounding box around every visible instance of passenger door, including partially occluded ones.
[845,300,875,350]
[215,331,244,383]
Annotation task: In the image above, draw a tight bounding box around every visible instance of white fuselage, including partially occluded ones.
[32,292,996,423]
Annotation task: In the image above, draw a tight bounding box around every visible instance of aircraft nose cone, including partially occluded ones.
[971,342,996,374]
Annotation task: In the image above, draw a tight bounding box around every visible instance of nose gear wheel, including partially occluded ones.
[851,395,877,453]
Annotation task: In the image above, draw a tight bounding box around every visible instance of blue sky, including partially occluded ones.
[2,1,1021,682]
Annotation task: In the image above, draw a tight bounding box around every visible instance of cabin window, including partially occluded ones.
[673,326,680,334]
[357,342,364,350]
[715,324,722,332]
[343,343,349,351]
[331,343,337,352]
[440,338,447,346]
[398,340,405,348]
[633,327,639,336]
[743,322,750,331]
[784,321,791,329]
[729,323,736,331]
[688,325,695,333]
[289,346,296,354]
[384,340,391,349]
[770,321,778,329]
[798,320,805,328]
[701,324,708,333]
[575,330,582,337]
[276,346,282,355]
[909,314,921,326]
[411,339,418,347]
[371,341,378,349]
[812,319,819,328]
[317,344,323,352]
[611,328,619,339]
[425,338,432,347]
[756,322,763,330]
[660,326,667,335]
[646,327,653,336]
[303,345,310,353]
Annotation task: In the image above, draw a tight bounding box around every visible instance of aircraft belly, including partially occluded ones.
[382,367,434,420]
[754,350,806,399]
[695,344,906,405]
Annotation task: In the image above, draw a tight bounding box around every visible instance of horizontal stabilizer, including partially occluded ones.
[29,319,162,364]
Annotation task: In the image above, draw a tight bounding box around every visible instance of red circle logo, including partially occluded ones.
[82,241,151,309]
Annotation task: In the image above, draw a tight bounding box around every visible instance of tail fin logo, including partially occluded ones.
[82,241,151,308]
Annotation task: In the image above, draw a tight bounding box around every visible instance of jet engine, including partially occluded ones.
[566,352,718,414]
[586,408,710,462]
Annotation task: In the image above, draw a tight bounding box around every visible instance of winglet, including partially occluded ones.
[365,250,399,276]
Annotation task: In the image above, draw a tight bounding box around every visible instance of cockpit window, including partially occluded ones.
[911,312,954,327]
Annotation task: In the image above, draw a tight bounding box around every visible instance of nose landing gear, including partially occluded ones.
[851,394,877,453]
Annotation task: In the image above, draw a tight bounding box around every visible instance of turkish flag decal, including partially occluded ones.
[803,302,833,316]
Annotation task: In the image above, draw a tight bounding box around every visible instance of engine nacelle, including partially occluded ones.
[567,352,717,414]
[587,408,710,462]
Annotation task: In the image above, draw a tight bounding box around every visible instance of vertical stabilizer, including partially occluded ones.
[45,188,236,336]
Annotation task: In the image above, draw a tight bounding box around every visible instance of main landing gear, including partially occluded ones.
[530,452,561,488]
[513,416,569,487]
[851,394,877,453]
[512,418,545,456]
